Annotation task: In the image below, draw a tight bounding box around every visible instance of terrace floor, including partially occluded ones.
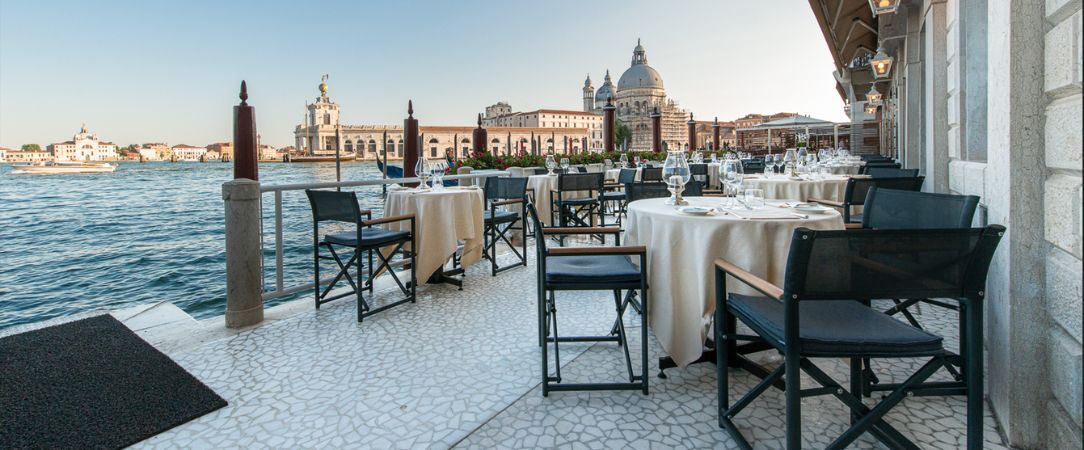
[131,246,1011,449]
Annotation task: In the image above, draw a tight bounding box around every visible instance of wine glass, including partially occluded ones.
[545,155,557,175]
[783,148,798,178]
[559,157,570,173]
[633,155,641,168]
[619,153,628,168]
[430,165,444,190]
[719,157,745,208]
[415,155,431,189]
[710,153,718,163]
[662,151,691,205]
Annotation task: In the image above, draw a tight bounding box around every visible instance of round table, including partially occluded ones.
[623,197,844,368]
[742,175,850,202]
[823,164,861,175]
[383,186,485,281]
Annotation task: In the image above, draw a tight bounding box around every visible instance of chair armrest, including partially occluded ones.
[548,246,646,256]
[363,213,416,226]
[492,198,525,207]
[359,209,373,220]
[603,182,624,189]
[714,258,783,301]
[542,227,621,235]
[808,198,844,208]
[844,223,864,229]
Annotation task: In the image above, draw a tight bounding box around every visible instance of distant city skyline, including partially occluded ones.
[0,0,847,148]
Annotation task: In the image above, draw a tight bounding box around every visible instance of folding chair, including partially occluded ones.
[483,177,529,276]
[550,172,603,231]
[641,167,663,182]
[599,168,637,225]
[809,176,925,224]
[861,161,902,173]
[867,167,919,178]
[715,225,1004,450]
[857,187,981,397]
[304,189,416,323]
[526,204,650,396]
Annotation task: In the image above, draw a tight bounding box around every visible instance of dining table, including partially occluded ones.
[527,173,608,226]
[382,185,485,286]
[742,174,851,202]
[623,196,845,369]
[604,167,642,183]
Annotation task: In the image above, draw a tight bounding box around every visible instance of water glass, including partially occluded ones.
[545,155,557,175]
[415,155,432,189]
[559,157,570,173]
[744,188,765,209]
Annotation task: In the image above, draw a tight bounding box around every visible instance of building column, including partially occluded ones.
[923,0,949,192]
[901,3,924,171]
[984,0,1050,446]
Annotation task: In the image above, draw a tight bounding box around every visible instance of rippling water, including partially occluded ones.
[0,161,389,330]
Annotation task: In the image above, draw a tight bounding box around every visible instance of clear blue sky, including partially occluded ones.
[0,0,846,149]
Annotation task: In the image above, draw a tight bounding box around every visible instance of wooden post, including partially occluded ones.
[712,117,721,152]
[472,114,487,156]
[403,101,419,184]
[603,98,616,152]
[687,112,697,152]
[650,107,662,153]
[233,81,258,180]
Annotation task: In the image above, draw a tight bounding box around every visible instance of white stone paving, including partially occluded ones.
[135,241,1011,449]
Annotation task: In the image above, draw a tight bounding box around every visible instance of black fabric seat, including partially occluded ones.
[728,294,944,356]
[324,229,411,248]
[600,191,625,200]
[545,255,642,284]
[483,210,518,223]
[561,196,596,205]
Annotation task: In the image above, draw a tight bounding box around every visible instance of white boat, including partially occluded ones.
[11,161,117,174]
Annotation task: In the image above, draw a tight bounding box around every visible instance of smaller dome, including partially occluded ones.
[594,70,616,103]
[319,82,328,94]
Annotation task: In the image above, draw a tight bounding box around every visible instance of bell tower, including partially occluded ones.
[582,74,595,112]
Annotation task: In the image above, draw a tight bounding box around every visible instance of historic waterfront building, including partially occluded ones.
[293,81,592,160]
[583,40,693,151]
[171,144,207,161]
[48,124,117,161]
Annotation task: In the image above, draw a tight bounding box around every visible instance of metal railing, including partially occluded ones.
[256,171,508,301]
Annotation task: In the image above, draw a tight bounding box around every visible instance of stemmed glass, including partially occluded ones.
[545,155,557,175]
[783,148,798,178]
[430,164,444,190]
[719,156,745,208]
[415,155,432,189]
[662,151,691,205]
[633,155,641,168]
[619,153,628,168]
[710,153,718,163]
[559,157,570,173]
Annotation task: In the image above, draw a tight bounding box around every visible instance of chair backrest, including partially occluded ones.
[782,225,1005,301]
[557,172,603,194]
[862,162,901,173]
[689,163,708,176]
[845,176,926,207]
[860,154,893,162]
[533,168,550,175]
[576,166,588,173]
[617,168,638,184]
[866,167,919,178]
[684,180,704,197]
[305,189,361,223]
[625,182,671,202]
[484,177,528,203]
[641,167,664,181]
[863,187,979,229]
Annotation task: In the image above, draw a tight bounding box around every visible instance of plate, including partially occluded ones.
[678,206,714,216]
[794,204,833,214]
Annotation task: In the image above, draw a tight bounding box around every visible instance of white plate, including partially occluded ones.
[678,206,714,216]
[794,205,834,214]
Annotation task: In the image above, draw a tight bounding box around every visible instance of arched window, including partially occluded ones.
[369,139,377,154]
[344,140,353,151]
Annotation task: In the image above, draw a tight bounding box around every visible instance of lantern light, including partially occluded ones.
[868,0,900,15]
[866,83,883,105]
[864,104,878,115]
[843,99,851,116]
[870,44,894,79]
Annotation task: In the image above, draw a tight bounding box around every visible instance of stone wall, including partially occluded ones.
[1041,0,1083,447]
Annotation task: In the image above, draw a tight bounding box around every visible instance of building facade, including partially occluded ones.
[171,144,207,161]
[583,40,692,151]
[48,125,117,161]
[809,1,1082,447]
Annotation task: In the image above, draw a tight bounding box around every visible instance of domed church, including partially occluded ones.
[582,39,692,151]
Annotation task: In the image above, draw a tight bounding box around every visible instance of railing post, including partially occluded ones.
[224,80,263,328]
[650,107,662,153]
[603,97,616,153]
[687,112,697,152]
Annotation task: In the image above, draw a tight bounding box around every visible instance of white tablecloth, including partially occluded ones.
[823,164,861,175]
[742,175,850,202]
[383,187,484,280]
[623,197,845,368]
[527,174,604,225]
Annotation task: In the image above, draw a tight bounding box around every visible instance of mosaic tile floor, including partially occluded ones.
[136,242,1010,449]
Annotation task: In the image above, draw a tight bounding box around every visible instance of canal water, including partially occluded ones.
[0,161,390,330]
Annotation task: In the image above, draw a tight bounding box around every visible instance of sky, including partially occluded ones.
[0,0,846,149]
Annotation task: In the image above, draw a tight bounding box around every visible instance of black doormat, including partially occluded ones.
[0,315,227,449]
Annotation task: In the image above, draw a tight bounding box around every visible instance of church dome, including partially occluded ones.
[595,69,617,104]
[617,39,664,91]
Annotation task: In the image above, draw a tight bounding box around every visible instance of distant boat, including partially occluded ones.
[11,161,117,174]
[377,158,458,186]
